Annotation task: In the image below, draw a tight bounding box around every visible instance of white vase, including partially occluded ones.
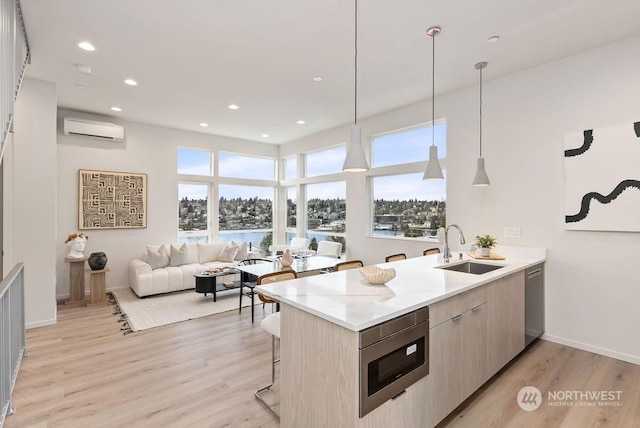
[479,247,491,257]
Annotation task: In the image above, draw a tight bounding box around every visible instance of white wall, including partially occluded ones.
[281,36,640,364]
[56,111,278,297]
[7,78,58,328]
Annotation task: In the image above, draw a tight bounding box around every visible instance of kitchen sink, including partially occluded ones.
[437,261,505,275]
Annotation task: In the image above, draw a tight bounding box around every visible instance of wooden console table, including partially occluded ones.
[65,256,88,305]
[87,268,109,307]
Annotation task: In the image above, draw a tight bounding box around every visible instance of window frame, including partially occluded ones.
[177,147,277,247]
[366,120,447,242]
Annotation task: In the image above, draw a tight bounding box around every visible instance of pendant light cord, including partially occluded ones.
[431,29,435,147]
[354,0,358,126]
[479,65,483,157]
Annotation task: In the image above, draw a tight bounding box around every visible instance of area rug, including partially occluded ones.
[109,288,257,334]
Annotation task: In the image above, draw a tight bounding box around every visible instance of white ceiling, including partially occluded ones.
[21,0,640,144]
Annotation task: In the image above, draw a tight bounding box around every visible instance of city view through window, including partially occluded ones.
[177,123,446,253]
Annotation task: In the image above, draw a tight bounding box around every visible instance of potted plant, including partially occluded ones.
[475,234,497,257]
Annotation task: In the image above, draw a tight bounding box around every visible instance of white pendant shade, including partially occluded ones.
[423,145,444,180]
[473,61,490,187]
[472,157,490,186]
[343,125,369,172]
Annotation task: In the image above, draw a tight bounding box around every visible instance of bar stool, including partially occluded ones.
[256,312,281,418]
[385,253,407,262]
[255,270,297,419]
[334,260,364,271]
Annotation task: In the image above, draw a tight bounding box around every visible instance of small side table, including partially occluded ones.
[87,268,109,307]
[65,256,88,305]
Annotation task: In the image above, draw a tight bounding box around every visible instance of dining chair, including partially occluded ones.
[334,260,364,271]
[423,248,441,256]
[255,270,298,419]
[289,237,310,251]
[385,253,407,262]
[316,241,342,258]
[238,258,271,323]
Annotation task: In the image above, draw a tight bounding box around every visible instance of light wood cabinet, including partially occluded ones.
[461,302,488,397]
[426,290,488,427]
[486,271,525,375]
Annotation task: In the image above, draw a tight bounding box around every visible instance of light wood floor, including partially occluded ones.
[6,301,640,428]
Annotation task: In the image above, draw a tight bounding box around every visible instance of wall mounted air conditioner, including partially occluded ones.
[63,117,124,142]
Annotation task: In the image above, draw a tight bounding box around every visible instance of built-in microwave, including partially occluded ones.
[359,307,429,417]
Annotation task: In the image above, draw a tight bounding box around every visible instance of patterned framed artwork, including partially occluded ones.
[563,121,640,232]
[78,169,147,229]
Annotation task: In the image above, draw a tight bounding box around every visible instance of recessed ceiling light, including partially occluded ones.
[111,106,122,112]
[488,35,500,43]
[75,84,86,89]
[123,78,138,86]
[76,64,92,74]
[261,134,269,138]
[77,41,95,51]
[313,76,323,82]
[227,104,239,110]
[296,120,306,125]
[272,124,278,128]
[200,123,209,127]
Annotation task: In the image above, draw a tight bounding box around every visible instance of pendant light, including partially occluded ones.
[472,61,491,186]
[343,0,369,172]
[423,26,444,180]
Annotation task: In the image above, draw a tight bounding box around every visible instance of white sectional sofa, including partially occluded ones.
[128,241,253,297]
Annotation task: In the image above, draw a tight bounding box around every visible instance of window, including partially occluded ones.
[286,186,297,229]
[306,181,346,250]
[372,122,446,168]
[283,155,297,180]
[219,152,275,180]
[178,183,209,243]
[370,123,447,240]
[372,173,446,238]
[178,148,276,250]
[219,184,274,254]
[178,148,212,175]
[305,146,346,177]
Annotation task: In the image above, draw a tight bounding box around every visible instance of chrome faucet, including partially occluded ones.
[443,224,466,263]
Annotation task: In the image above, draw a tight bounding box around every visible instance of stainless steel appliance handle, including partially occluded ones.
[527,268,542,279]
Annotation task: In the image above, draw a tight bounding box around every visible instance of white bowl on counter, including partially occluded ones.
[359,265,396,285]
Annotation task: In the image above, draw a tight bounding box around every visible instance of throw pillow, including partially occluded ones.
[232,240,249,261]
[141,244,161,263]
[147,244,169,269]
[185,243,199,264]
[218,244,239,262]
[197,242,228,263]
[169,243,189,266]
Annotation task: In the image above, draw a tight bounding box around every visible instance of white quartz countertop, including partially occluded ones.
[256,246,546,332]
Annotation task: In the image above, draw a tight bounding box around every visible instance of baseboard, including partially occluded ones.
[542,333,640,366]
[56,285,130,303]
[26,317,57,329]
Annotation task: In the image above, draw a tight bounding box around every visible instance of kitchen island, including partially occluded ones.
[257,247,545,427]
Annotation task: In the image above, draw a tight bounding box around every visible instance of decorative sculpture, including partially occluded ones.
[281,249,294,267]
[65,232,89,259]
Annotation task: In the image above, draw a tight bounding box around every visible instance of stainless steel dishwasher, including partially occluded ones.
[525,263,545,346]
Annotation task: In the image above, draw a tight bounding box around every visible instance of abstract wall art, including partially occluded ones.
[563,121,640,232]
[78,169,147,229]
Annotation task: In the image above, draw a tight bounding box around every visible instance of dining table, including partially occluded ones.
[236,255,340,278]
[235,255,341,322]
